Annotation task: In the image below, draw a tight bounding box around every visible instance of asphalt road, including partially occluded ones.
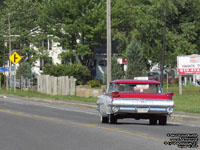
[0,97,199,150]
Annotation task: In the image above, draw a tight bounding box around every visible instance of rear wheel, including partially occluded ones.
[159,116,167,125]
[108,114,117,124]
[149,117,157,125]
[101,115,108,123]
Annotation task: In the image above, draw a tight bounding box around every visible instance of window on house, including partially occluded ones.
[40,56,53,71]
[40,40,48,49]
[40,58,44,70]
[98,60,107,66]
[49,40,52,50]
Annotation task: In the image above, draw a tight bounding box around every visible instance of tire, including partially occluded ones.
[159,116,167,125]
[101,115,108,123]
[149,117,157,125]
[108,114,117,124]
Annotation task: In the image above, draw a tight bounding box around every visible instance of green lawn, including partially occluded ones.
[0,89,97,103]
[163,84,200,114]
[0,84,200,114]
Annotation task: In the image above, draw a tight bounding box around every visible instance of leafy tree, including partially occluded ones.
[111,56,125,80]
[126,38,147,79]
[59,51,76,65]
[0,0,47,67]
[111,0,133,55]
[39,0,106,67]
[0,0,200,77]
[127,0,199,67]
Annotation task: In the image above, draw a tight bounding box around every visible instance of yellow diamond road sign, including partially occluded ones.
[9,51,22,65]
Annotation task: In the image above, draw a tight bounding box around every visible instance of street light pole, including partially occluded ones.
[107,0,112,86]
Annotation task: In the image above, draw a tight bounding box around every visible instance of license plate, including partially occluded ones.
[137,108,149,113]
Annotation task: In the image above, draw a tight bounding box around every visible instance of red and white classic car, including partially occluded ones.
[97,80,174,125]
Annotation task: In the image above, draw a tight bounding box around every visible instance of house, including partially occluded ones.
[93,41,127,80]
[31,39,63,75]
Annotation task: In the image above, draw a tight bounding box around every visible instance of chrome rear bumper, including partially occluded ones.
[111,98,174,115]
[116,106,173,114]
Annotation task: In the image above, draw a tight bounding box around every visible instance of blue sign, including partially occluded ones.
[0,67,9,72]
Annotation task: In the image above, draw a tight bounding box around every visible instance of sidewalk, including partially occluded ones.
[0,94,200,126]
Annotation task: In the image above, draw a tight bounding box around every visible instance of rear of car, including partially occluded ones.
[97,80,174,125]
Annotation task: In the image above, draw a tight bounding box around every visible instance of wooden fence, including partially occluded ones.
[37,75,76,95]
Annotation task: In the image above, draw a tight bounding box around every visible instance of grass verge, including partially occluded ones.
[163,84,200,114]
[0,89,97,103]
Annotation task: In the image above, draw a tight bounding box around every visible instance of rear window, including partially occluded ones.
[114,83,161,93]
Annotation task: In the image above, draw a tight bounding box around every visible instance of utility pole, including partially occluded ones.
[107,0,112,86]
[3,41,6,89]
[8,13,11,89]
[160,6,166,87]
[19,43,22,89]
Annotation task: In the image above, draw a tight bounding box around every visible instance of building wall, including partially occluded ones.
[32,40,63,75]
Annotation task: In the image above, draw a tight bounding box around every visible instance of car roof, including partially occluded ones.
[112,79,161,84]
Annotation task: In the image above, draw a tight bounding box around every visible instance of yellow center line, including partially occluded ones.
[0,109,168,142]
[70,121,166,142]
[0,109,59,122]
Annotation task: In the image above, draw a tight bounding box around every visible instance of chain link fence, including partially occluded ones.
[5,75,36,90]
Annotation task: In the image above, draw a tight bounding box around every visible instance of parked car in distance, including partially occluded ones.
[97,80,174,125]
[147,72,160,81]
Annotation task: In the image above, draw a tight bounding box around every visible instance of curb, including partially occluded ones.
[169,114,200,122]
[21,97,97,109]
[0,95,7,98]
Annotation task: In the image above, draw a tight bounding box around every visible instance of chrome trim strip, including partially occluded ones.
[149,108,166,111]
[120,107,136,111]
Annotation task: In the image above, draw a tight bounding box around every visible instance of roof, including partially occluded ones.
[112,79,161,84]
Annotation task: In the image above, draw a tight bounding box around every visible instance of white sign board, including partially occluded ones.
[134,77,149,90]
[177,55,200,75]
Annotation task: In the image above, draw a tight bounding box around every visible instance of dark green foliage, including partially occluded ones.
[16,62,32,79]
[0,0,200,76]
[0,73,5,87]
[126,39,147,79]
[43,63,91,85]
[111,56,125,80]
[87,80,101,88]
[103,56,124,84]
[39,0,106,67]
[59,51,76,64]
[0,0,45,67]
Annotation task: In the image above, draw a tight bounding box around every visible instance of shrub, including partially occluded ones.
[87,80,101,88]
[0,73,5,87]
[43,63,91,85]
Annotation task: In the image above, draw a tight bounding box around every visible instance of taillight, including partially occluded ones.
[112,91,120,97]
[167,92,174,99]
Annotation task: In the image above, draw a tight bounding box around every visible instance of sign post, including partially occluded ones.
[177,55,200,95]
[9,51,22,93]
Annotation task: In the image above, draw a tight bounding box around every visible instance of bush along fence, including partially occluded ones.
[37,75,76,95]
